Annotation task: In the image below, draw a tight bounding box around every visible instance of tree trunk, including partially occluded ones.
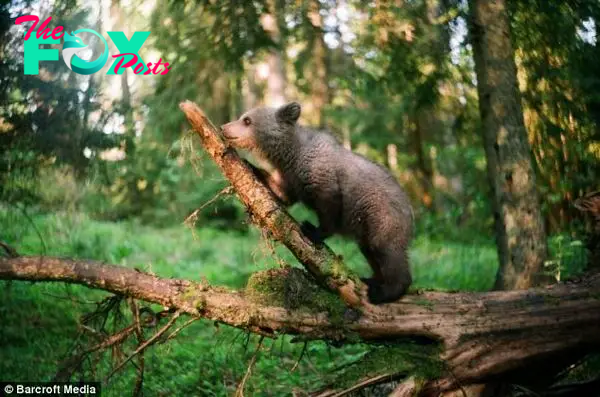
[121,69,134,138]
[243,64,260,110]
[412,114,435,209]
[212,74,232,127]
[307,0,330,128]
[468,0,548,290]
[261,0,287,107]
[411,0,453,212]
[111,0,135,154]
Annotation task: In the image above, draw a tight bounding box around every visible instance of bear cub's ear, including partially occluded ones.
[276,102,301,124]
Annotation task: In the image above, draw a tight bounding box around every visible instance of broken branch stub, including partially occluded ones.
[179,101,362,306]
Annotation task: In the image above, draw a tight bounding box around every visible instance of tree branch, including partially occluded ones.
[2,256,600,393]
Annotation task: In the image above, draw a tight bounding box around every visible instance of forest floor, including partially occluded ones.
[1,207,500,396]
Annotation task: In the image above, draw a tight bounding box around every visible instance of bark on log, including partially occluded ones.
[1,256,599,394]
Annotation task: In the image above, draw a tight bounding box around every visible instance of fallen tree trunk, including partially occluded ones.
[1,256,599,394]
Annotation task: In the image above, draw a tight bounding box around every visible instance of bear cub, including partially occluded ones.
[221,102,413,304]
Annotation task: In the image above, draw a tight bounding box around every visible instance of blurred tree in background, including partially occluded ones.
[0,0,115,205]
[510,0,600,233]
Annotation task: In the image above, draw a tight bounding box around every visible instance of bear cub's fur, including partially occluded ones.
[221,102,413,304]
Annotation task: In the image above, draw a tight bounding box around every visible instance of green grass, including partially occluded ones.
[0,207,498,395]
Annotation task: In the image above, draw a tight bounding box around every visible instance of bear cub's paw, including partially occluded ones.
[361,277,409,305]
[300,221,325,245]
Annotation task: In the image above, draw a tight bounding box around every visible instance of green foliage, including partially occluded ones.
[0,149,41,205]
[545,234,589,281]
[409,235,498,292]
[510,0,600,231]
[0,0,114,204]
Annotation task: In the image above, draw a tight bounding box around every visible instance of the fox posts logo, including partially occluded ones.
[62,29,109,74]
[15,15,171,76]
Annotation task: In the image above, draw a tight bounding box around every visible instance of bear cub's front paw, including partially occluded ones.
[300,221,324,245]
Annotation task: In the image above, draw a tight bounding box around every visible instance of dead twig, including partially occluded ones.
[55,323,138,381]
[236,335,264,397]
[104,310,182,383]
[130,299,146,397]
[184,185,235,230]
[163,317,200,343]
[312,373,395,397]
[0,241,18,258]
[389,377,419,397]
[16,204,47,254]
[291,341,308,372]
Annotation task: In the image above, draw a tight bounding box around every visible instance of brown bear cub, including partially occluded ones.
[221,102,413,304]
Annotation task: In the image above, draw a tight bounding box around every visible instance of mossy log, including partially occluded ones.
[1,256,599,395]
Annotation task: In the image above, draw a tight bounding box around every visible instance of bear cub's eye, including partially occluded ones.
[243,117,252,126]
